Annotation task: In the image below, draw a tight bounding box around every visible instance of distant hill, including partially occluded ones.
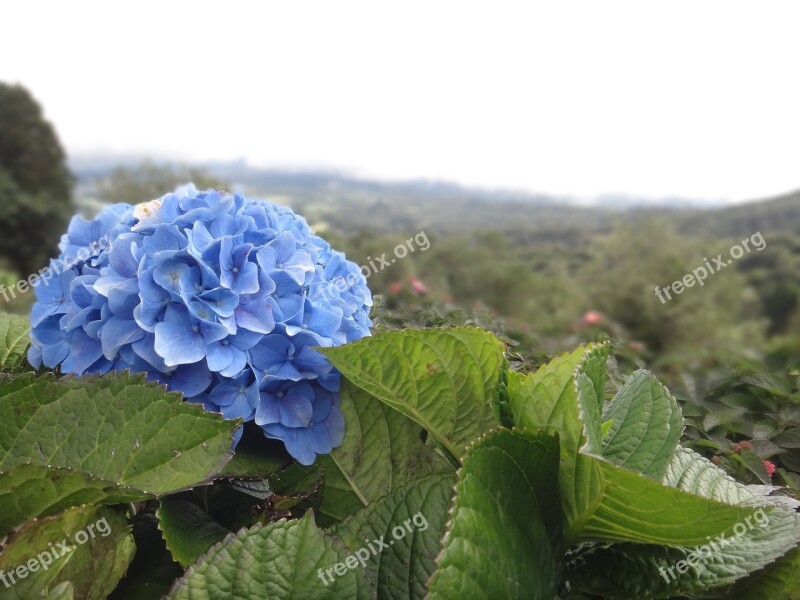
[676,190,800,239]
[70,156,800,241]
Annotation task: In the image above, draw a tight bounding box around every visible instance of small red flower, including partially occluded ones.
[734,440,752,454]
[389,282,403,294]
[763,460,776,478]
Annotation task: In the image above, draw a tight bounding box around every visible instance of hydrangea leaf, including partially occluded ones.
[269,382,451,527]
[106,512,183,600]
[568,507,800,598]
[0,464,155,532]
[0,505,135,600]
[508,344,608,543]
[320,327,506,460]
[156,498,231,568]
[663,446,760,505]
[332,474,455,600]
[321,382,451,520]
[575,343,609,453]
[166,512,371,600]
[0,312,30,369]
[270,456,422,529]
[727,544,800,599]
[580,457,765,545]
[600,369,684,479]
[0,373,238,494]
[43,582,74,600]
[427,429,563,600]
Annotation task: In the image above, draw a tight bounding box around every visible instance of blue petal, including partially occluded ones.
[143,224,187,259]
[255,392,281,426]
[108,233,142,278]
[262,424,316,465]
[163,362,212,398]
[41,340,70,368]
[154,306,206,366]
[293,346,333,377]
[152,260,191,297]
[27,343,43,368]
[250,334,293,371]
[132,334,171,372]
[219,347,248,378]
[234,297,275,334]
[62,329,104,375]
[198,287,239,318]
[31,298,64,329]
[206,341,234,373]
[279,385,314,428]
[100,316,144,360]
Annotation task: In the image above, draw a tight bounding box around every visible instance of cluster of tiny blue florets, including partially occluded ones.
[28,185,372,464]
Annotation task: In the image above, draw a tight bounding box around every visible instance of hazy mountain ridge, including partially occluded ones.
[70,156,800,239]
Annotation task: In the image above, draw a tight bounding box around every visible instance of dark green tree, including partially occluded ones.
[0,83,72,276]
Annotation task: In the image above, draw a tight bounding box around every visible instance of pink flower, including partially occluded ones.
[763,460,776,478]
[734,440,752,454]
[582,310,603,326]
[389,282,403,294]
[408,277,428,295]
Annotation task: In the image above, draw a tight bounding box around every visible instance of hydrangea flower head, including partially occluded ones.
[28,185,372,464]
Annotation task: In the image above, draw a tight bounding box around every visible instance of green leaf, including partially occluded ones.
[739,449,774,484]
[225,478,272,499]
[269,382,451,527]
[0,373,238,496]
[575,343,609,453]
[727,544,800,599]
[321,327,506,460]
[492,367,517,428]
[774,428,800,449]
[427,429,563,600]
[663,446,759,505]
[601,370,683,479]
[509,345,608,543]
[569,507,800,598]
[108,512,183,600]
[332,474,455,600]
[43,581,74,600]
[581,457,766,545]
[323,381,452,520]
[157,498,231,568]
[0,505,135,600]
[0,463,154,532]
[0,312,30,369]
[166,512,371,600]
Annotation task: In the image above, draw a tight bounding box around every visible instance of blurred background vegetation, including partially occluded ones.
[2,82,800,497]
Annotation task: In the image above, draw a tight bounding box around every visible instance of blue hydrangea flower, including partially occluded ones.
[28,185,372,465]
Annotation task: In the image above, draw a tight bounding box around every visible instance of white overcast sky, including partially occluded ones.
[1,1,799,203]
